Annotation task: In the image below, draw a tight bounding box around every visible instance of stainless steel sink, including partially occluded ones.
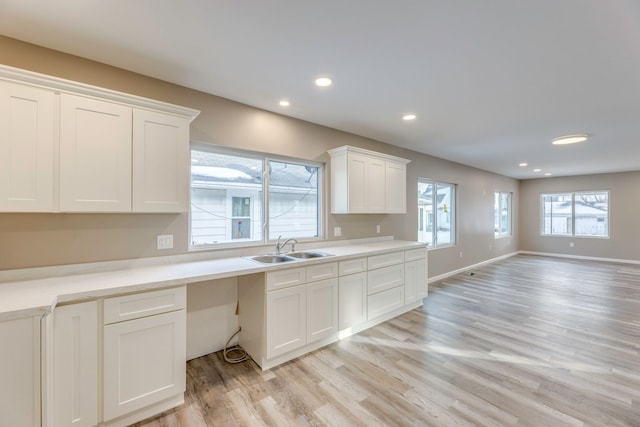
[286,251,333,259]
[250,254,296,264]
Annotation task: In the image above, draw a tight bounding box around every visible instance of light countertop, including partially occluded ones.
[0,239,426,321]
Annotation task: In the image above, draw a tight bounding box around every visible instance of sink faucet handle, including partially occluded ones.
[275,235,283,254]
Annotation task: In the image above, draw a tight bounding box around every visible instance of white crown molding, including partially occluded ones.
[327,145,411,164]
[0,64,200,121]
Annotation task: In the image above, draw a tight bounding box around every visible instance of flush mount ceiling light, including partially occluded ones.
[403,114,417,121]
[552,134,588,145]
[279,100,290,107]
[519,162,528,167]
[315,77,332,87]
[544,172,553,176]
[533,168,542,172]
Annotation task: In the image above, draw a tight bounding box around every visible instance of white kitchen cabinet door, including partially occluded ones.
[367,156,386,213]
[385,160,407,213]
[338,272,367,330]
[266,285,306,359]
[306,278,338,344]
[346,153,385,213]
[132,109,189,213]
[0,316,40,427]
[54,302,98,427]
[405,258,427,305]
[0,81,55,212]
[103,310,186,421]
[59,94,132,212]
[346,152,368,213]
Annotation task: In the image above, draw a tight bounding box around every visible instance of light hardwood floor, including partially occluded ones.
[134,255,640,426]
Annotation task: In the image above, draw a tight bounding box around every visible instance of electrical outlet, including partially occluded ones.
[459,251,463,259]
[334,227,342,237]
[570,241,574,248]
[489,244,492,251]
[376,224,381,234]
[157,234,174,250]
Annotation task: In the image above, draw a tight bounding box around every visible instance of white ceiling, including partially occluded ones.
[2,0,640,179]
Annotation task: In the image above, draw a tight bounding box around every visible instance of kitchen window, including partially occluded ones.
[190,144,322,247]
[494,191,512,237]
[541,191,609,237]
[417,179,456,248]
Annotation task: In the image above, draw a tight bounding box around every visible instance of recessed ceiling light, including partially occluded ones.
[403,114,416,121]
[552,134,588,145]
[279,100,290,107]
[533,168,542,172]
[315,77,332,87]
[544,173,552,176]
[519,162,528,167]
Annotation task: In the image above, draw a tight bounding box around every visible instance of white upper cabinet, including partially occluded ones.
[132,110,190,212]
[0,80,55,212]
[328,145,410,214]
[60,94,133,212]
[0,64,200,213]
[385,160,407,214]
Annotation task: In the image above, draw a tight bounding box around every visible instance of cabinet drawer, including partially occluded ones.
[103,286,186,325]
[367,251,404,270]
[368,286,405,320]
[266,267,306,291]
[367,264,404,295]
[338,257,367,276]
[405,248,427,262]
[306,262,338,282]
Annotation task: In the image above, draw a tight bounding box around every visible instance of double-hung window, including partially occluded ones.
[541,191,609,237]
[494,191,512,237]
[190,144,322,247]
[417,179,456,248]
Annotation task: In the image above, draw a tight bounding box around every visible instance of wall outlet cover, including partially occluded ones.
[157,234,174,250]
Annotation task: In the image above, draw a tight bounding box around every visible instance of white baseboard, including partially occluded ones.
[428,251,519,284]
[517,250,640,265]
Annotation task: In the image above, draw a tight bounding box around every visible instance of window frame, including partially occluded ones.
[417,178,457,249]
[540,190,609,238]
[494,191,512,238]
[189,143,324,250]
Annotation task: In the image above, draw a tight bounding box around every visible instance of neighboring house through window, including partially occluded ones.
[541,191,609,237]
[417,179,456,248]
[190,144,322,247]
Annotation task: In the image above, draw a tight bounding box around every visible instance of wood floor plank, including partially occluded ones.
[134,255,640,427]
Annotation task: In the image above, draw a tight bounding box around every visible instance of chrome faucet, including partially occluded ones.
[275,235,298,254]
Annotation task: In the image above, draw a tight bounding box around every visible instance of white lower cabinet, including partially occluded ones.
[306,278,339,343]
[266,285,307,359]
[368,286,406,320]
[53,302,98,427]
[239,248,427,370]
[265,270,339,359]
[103,310,186,421]
[46,286,186,427]
[338,271,367,330]
[0,316,40,427]
[366,252,405,320]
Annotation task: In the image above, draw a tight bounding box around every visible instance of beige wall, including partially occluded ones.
[0,36,518,277]
[519,171,640,261]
